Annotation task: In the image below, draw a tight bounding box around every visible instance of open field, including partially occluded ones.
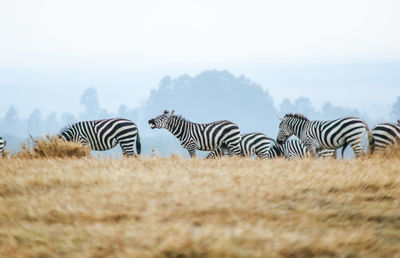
[1,154,400,257]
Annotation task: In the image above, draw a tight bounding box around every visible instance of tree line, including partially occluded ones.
[1,70,399,155]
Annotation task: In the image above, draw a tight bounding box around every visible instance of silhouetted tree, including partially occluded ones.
[27,108,42,136]
[144,70,277,134]
[60,112,76,126]
[118,104,129,118]
[391,96,400,120]
[79,87,108,119]
[293,97,315,117]
[2,106,24,136]
[44,112,60,134]
[279,98,295,115]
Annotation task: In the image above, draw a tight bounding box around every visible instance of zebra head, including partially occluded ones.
[148,110,175,129]
[60,125,85,144]
[277,115,294,144]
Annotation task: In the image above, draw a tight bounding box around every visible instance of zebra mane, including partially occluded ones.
[284,113,309,121]
[171,114,189,123]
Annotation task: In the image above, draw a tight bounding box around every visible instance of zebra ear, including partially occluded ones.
[170,110,175,116]
[163,110,169,114]
[277,115,284,121]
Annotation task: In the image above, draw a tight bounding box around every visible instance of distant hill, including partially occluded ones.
[143,70,278,136]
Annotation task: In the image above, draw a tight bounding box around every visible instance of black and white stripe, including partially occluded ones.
[371,121,400,152]
[60,118,141,156]
[206,132,276,159]
[274,139,336,159]
[0,137,5,156]
[277,113,372,157]
[279,139,307,158]
[148,110,241,158]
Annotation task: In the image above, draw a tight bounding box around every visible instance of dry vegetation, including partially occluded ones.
[1,145,400,257]
[14,136,91,159]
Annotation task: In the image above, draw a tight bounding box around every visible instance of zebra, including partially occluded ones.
[148,110,241,158]
[206,132,277,159]
[266,139,336,159]
[207,133,337,159]
[277,113,373,157]
[60,118,141,157]
[0,137,5,156]
[281,139,336,158]
[371,121,400,152]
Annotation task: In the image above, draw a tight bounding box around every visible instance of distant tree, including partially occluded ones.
[143,70,278,134]
[390,96,400,120]
[44,112,60,134]
[118,104,129,118]
[3,106,18,124]
[293,97,315,117]
[27,108,42,136]
[279,98,295,115]
[60,112,76,126]
[1,106,24,136]
[159,76,172,88]
[79,87,108,119]
[320,102,361,120]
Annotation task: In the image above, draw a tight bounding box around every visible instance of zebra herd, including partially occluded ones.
[148,110,400,159]
[0,111,399,158]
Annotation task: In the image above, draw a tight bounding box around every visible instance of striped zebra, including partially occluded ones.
[60,118,141,157]
[371,121,400,152]
[0,137,5,156]
[281,139,336,158]
[266,139,336,159]
[206,132,276,159]
[277,113,373,157]
[148,110,241,158]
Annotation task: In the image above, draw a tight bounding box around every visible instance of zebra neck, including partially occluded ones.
[291,118,310,139]
[166,116,193,141]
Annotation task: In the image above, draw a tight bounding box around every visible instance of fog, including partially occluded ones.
[1,0,400,156]
[1,69,400,157]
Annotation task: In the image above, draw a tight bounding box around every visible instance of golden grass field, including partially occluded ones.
[1,138,400,257]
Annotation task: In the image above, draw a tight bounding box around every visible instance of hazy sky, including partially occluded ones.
[1,0,400,119]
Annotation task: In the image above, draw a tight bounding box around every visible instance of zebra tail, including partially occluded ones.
[341,142,348,159]
[367,129,375,155]
[136,133,141,155]
[363,122,374,155]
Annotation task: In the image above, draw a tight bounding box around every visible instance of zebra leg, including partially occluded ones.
[348,140,363,158]
[186,143,197,158]
[207,147,223,159]
[306,144,317,158]
[119,142,137,158]
[187,149,196,158]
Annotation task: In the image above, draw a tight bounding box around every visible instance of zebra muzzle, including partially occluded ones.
[148,119,156,129]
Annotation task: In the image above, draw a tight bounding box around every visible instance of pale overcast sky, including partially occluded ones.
[0,0,400,118]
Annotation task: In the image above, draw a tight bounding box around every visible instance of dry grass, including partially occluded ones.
[371,144,400,160]
[1,154,400,257]
[14,135,91,159]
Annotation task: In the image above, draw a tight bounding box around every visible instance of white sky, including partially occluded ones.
[1,0,399,68]
[0,0,400,119]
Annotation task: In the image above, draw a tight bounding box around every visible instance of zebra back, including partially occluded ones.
[207,132,276,159]
[372,122,400,151]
